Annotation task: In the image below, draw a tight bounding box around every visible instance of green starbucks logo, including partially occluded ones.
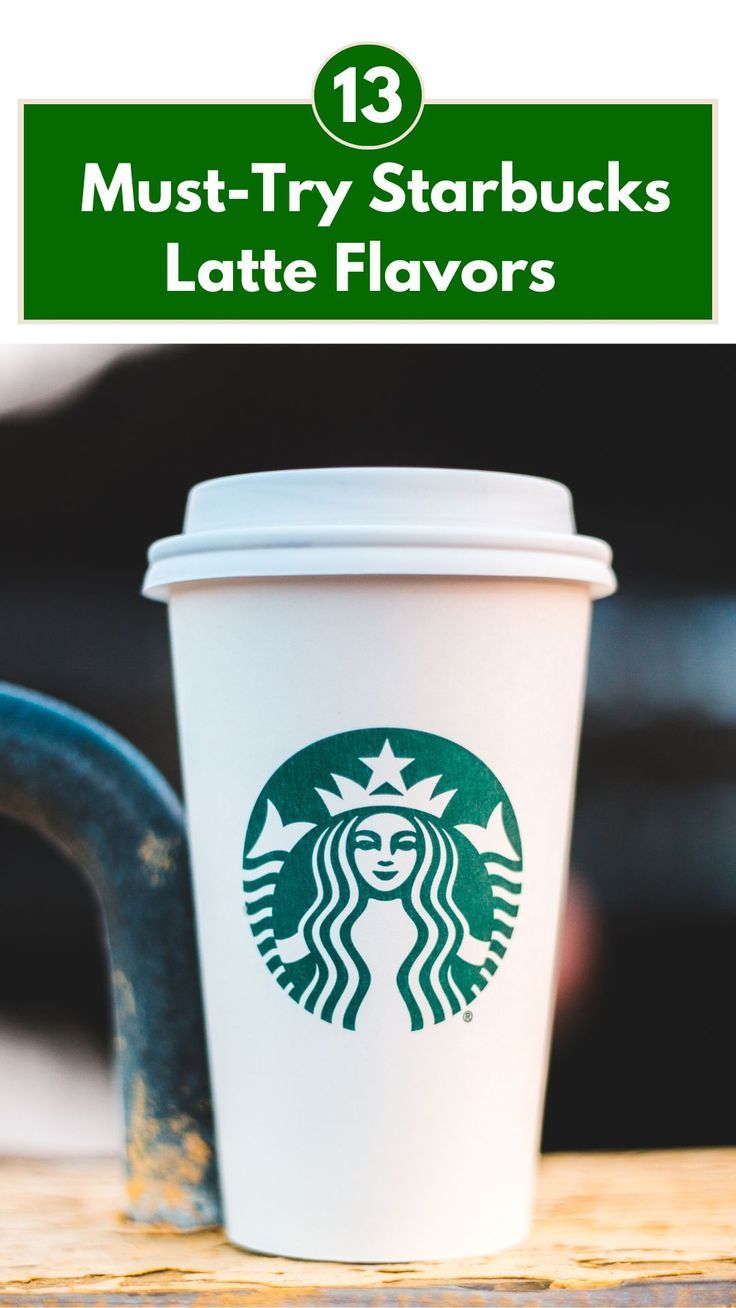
[242,728,522,1031]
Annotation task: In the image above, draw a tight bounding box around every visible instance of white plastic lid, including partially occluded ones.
[143,467,616,600]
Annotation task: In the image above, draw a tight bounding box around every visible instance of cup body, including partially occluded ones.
[167,573,592,1261]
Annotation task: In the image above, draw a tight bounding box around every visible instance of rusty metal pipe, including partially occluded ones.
[0,682,220,1227]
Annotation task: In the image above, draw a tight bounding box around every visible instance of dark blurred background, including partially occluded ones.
[0,344,734,1154]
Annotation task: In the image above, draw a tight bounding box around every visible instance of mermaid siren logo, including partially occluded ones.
[242,728,522,1031]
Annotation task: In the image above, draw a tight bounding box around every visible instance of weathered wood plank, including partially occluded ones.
[1,1151,735,1304]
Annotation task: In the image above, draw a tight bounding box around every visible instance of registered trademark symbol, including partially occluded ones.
[463,1010,473,1023]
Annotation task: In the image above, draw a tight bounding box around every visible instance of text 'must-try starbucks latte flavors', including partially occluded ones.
[143,467,615,1261]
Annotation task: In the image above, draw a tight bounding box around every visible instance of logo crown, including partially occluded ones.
[315,738,456,818]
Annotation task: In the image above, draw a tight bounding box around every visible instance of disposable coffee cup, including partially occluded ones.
[143,467,615,1262]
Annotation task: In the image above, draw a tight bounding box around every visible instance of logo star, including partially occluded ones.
[359,739,414,793]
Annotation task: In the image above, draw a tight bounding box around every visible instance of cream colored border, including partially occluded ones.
[18,97,717,325]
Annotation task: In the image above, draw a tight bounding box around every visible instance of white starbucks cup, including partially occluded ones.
[143,467,615,1262]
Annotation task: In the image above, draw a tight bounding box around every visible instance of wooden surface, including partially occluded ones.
[1,1151,735,1305]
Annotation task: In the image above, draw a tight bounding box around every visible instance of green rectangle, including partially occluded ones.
[23,101,713,320]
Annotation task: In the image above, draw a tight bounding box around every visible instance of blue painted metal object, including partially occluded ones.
[0,682,221,1228]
